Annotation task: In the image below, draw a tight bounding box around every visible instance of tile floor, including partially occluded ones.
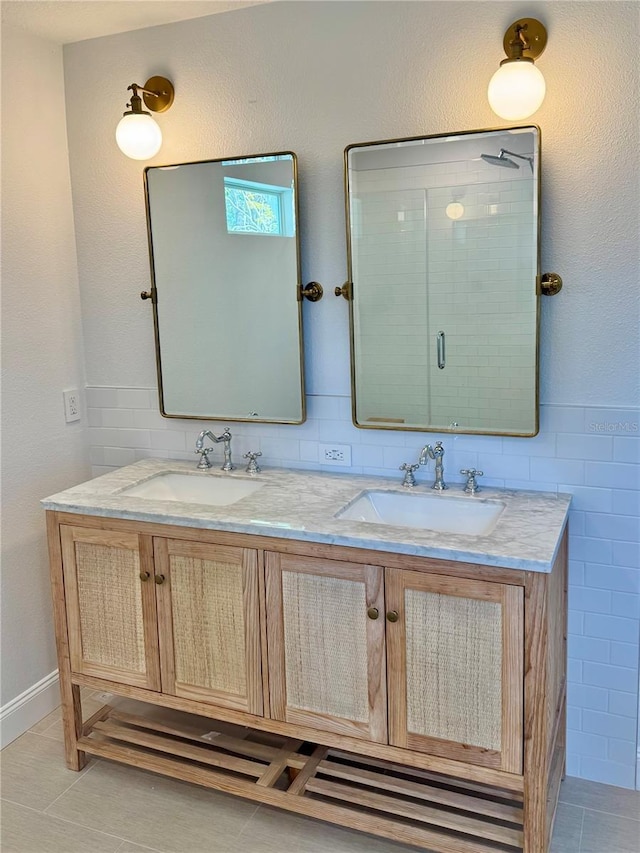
[1,691,639,853]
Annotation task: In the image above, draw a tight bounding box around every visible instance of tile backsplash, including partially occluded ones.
[86,386,640,789]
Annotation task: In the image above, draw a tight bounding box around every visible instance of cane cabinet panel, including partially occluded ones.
[61,525,161,690]
[154,538,263,715]
[265,552,387,742]
[385,568,524,773]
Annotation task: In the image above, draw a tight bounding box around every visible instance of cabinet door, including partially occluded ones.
[154,539,263,715]
[61,526,160,690]
[386,569,523,774]
[266,553,386,742]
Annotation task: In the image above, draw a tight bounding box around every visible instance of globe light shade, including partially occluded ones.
[116,113,162,160]
[487,60,546,121]
[445,202,465,221]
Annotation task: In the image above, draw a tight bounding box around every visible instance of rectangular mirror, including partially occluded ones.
[144,152,305,423]
[345,127,540,436]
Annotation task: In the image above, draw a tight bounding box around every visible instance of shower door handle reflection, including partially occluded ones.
[436,331,446,369]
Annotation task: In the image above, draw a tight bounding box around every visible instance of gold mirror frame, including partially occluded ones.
[344,126,541,438]
[144,151,306,424]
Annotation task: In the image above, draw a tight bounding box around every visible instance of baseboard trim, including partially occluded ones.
[0,670,60,748]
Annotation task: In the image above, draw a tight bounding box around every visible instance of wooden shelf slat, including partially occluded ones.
[318,759,523,823]
[328,748,524,802]
[306,777,523,848]
[106,709,293,765]
[91,720,266,777]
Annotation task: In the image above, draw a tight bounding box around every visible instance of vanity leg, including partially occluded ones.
[523,776,549,852]
[60,682,87,771]
[523,571,551,853]
[523,536,567,853]
[46,512,87,771]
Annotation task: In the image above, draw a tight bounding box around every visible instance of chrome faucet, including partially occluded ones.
[194,428,234,471]
[419,441,447,490]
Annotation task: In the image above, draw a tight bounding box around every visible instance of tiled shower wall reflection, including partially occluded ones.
[351,160,535,432]
[427,179,535,432]
[87,386,640,789]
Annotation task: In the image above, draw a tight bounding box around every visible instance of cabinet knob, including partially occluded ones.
[367,607,379,620]
[139,571,150,582]
[386,610,399,623]
[154,574,166,585]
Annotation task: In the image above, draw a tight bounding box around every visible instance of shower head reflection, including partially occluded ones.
[480,149,534,172]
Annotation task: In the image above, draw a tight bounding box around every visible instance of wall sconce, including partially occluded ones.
[487,18,547,121]
[116,76,174,160]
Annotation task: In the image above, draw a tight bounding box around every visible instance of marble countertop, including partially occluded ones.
[42,459,571,573]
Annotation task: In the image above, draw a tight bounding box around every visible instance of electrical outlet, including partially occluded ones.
[63,389,81,423]
[319,443,351,466]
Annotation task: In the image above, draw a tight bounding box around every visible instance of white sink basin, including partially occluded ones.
[336,490,505,536]
[119,473,264,506]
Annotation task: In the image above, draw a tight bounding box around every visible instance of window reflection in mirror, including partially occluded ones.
[345,127,540,436]
[144,153,304,423]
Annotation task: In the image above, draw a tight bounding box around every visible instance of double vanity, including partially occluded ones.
[44,460,570,853]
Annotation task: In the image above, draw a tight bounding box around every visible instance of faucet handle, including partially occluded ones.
[460,468,483,494]
[195,447,214,469]
[399,462,419,487]
[244,451,262,474]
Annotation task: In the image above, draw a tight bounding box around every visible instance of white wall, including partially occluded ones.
[1,26,90,737]
[59,0,640,788]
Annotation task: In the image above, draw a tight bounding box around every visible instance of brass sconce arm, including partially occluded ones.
[504,23,531,62]
[122,76,175,117]
[501,18,547,63]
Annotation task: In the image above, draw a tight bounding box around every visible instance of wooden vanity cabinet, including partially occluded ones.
[48,511,567,853]
[60,524,263,715]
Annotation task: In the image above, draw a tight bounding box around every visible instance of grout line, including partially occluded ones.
[0,797,50,812]
[559,789,640,824]
[1,796,131,847]
[578,804,640,823]
[42,759,98,813]
[115,841,162,853]
[578,806,585,852]
[28,728,64,743]
[233,802,264,840]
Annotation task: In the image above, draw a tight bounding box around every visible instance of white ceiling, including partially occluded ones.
[1,0,269,45]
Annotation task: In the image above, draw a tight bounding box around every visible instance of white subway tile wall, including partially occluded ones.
[87,387,640,789]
